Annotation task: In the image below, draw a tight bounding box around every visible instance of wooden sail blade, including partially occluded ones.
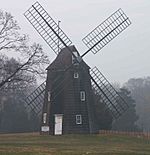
[90,66,129,119]
[82,9,131,56]
[24,81,46,115]
[24,2,72,55]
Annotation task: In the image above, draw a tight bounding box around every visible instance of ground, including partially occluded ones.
[0,133,150,155]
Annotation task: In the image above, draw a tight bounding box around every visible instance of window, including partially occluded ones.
[48,91,51,102]
[72,51,79,65]
[76,115,82,124]
[43,113,47,124]
[80,91,86,101]
[74,72,79,78]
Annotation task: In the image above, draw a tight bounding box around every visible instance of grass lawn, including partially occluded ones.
[0,132,150,155]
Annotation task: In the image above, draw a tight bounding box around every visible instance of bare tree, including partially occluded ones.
[0,10,27,52]
[0,43,49,88]
[0,10,50,89]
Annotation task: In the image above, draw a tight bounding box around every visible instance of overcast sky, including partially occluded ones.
[1,0,150,85]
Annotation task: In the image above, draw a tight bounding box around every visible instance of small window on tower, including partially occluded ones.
[43,113,47,124]
[74,72,79,78]
[72,51,79,65]
[48,91,51,102]
[76,115,82,124]
[80,91,86,101]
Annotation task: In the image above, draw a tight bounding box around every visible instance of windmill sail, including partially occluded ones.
[24,2,131,135]
[24,70,72,114]
[24,81,46,114]
[24,2,72,55]
[90,67,128,119]
[82,8,131,56]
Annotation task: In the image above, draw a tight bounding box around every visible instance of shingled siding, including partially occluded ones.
[79,66,99,133]
[41,45,99,135]
[62,68,89,134]
[48,70,65,135]
[85,70,99,133]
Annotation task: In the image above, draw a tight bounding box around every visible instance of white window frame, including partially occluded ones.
[80,91,86,101]
[43,113,47,124]
[48,91,51,102]
[74,72,79,78]
[72,51,79,65]
[76,115,82,124]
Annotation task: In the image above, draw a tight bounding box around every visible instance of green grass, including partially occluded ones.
[0,133,150,155]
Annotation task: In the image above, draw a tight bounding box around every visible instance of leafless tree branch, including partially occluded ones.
[0,10,50,89]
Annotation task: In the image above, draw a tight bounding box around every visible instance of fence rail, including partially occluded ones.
[99,130,150,139]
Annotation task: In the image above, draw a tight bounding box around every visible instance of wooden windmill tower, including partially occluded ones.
[24,2,131,135]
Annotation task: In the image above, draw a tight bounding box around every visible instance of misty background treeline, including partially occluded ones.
[0,9,49,133]
[0,10,150,133]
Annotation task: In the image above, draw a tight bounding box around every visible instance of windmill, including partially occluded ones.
[24,2,131,135]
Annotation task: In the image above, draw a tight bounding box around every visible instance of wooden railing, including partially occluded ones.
[99,130,150,139]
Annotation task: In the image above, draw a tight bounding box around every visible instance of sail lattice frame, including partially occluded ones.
[24,81,46,115]
[24,1,72,55]
[82,8,131,55]
[90,66,128,118]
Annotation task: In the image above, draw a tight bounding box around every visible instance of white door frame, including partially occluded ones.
[54,114,63,135]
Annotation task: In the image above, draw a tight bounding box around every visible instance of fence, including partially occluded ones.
[99,130,150,139]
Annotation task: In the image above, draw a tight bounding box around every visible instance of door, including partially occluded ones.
[54,114,63,135]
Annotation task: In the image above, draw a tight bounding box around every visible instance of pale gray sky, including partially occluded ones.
[1,0,150,84]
